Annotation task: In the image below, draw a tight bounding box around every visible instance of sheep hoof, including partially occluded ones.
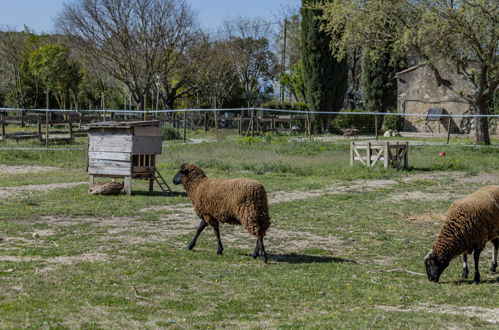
[217,250,223,256]
[474,274,481,284]
[187,243,195,250]
[251,252,258,259]
[461,269,469,279]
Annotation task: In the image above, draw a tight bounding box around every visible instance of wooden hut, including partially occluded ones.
[87,120,170,195]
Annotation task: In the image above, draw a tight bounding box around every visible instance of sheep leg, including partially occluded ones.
[473,248,483,284]
[187,220,207,250]
[258,237,267,263]
[461,254,469,279]
[212,224,224,256]
[251,241,260,259]
[490,238,499,273]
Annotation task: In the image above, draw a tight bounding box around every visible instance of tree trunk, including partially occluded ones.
[473,101,490,145]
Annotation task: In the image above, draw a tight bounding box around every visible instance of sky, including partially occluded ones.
[0,0,301,34]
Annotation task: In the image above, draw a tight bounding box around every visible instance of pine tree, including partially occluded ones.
[301,0,347,133]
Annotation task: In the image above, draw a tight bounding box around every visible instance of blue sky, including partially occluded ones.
[0,0,301,34]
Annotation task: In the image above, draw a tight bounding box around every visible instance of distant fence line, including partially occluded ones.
[0,107,498,146]
[1,107,499,118]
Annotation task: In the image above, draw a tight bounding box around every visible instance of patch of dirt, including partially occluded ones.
[403,212,445,223]
[268,179,398,204]
[0,165,60,175]
[389,190,460,202]
[459,174,499,185]
[0,182,87,199]
[376,303,499,324]
[0,252,108,264]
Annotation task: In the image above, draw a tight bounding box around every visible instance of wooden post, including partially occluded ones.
[37,118,42,142]
[374,113,378,140]
[446,113,451,145]
[0,112,5,142]
[45,110,50,148]
[383,142,389,168]
[89,175,95,186]
[239,115,242,135]
[350,142,354,166]
[395,142,400,169]
[45,91,50,147]
[204,113,208,132]
[124,176,132,195]
[183,111,187,142]
[404,141,409,169]
[68,113,73,142]
[143,94,147,121]
[367,142,371,167]
[149,179,154,193]
[215,111,219,140]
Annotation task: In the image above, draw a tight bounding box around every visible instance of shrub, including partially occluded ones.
[330,109,376,135]
[382,110,403,131]
[163,124,180,140]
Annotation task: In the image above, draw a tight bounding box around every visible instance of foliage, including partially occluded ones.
[382,110,404,131]
[162,124,181,140]
[260,100,309,111]
[330,109,376,134]
[320,0,499,145]
[279,60,307,103]
[301,0,348,133]
[27,44,81,109]
[223,17,280,107]
[360,47,404,113]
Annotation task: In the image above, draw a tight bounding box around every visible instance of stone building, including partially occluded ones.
[395,64,473,133]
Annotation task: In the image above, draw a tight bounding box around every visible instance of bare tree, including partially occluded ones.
[0,27,28,108]
[223,17,279,108]
[193,40,238,109]
[56,0,200,110]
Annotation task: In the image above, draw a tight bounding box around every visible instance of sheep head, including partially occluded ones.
[424,251,449,283]
[173,163,206,186]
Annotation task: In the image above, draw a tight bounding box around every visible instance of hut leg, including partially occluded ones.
[124,176,132,195]
[148,179,154,193]
[89,175,95,186]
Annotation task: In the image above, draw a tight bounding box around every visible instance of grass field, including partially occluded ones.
[0,135,498,328]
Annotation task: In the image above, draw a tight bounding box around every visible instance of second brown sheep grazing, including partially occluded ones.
[425,185,499,283]
[173,163,271,262]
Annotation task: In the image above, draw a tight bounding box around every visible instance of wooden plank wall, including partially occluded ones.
[88,133,133,176]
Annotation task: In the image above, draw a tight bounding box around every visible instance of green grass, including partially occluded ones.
[0,136,499,328]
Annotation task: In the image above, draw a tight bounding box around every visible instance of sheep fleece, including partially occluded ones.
[433,185,499,259]
[188,177,270,237]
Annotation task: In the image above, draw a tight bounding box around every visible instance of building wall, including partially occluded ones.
[396,65,473,133]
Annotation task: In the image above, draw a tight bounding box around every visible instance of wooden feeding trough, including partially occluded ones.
[87,120,171,195]
[350,141,409,169]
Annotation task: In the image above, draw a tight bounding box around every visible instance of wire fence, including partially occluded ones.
[1,107,498,146]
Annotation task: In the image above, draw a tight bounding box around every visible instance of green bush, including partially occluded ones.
[330,109,376,134]
[163,124,180,140]
[382,110,403,131]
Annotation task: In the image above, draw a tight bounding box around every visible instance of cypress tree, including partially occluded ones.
[360,48,399,113]
[301,0,348,133]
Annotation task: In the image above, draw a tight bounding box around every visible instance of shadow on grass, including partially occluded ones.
[447,275,499,285]
[132,191,188,197]
[267,253,357,264]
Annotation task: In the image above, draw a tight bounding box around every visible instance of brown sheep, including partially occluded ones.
[424,185,499,283]
[173,163,271,262]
